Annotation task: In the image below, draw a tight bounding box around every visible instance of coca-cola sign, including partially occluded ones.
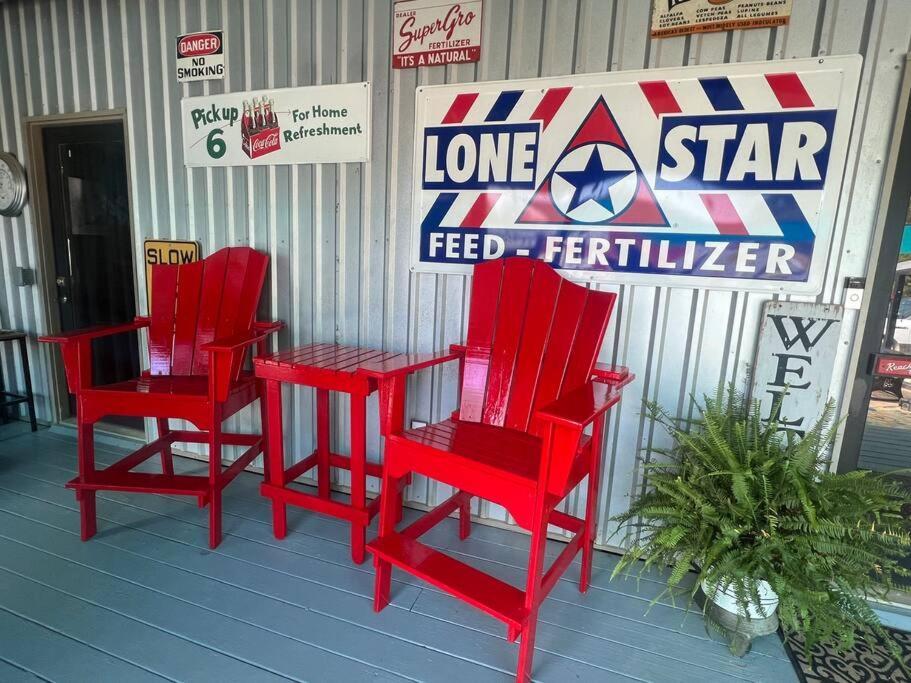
[874,355,911,378]
[393,0,482,69]
[243,129,282,160]
[181,82,370,167]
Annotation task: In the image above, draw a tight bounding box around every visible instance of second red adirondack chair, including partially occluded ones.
[41,246,282,549]
[361,257,633,682]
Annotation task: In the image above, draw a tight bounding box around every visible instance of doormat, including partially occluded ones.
[781,626,911,682]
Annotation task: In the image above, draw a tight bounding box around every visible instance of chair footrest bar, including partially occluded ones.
[549,509,584,534]
[541,530,584,599]
[401,490,471,540]
[367,533,526,628]
[283,452,320,484]
[220,440,263,487]
[104,436,172,475]
[67,471,209,496]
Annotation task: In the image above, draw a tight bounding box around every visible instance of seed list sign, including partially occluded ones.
[393,0,482,69]
[180,82,370,167]
[176,30,225,83]
[411,56,861,293]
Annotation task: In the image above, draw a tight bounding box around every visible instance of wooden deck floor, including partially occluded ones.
[0,427,797,682]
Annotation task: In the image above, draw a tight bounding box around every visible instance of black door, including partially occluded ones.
[43,122,140,424]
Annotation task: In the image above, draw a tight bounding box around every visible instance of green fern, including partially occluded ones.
[611,386,911,664]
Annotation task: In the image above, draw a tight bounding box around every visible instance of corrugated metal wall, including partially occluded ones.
[1,0,910,547]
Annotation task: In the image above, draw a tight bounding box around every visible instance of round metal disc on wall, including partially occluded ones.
[0,152,27,218]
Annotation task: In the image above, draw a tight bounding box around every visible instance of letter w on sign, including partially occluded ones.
[768,315,837,352]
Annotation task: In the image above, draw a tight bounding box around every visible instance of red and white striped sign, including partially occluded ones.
[411,56,861,293]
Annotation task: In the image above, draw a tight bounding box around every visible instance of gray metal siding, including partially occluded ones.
[0,0,909,546]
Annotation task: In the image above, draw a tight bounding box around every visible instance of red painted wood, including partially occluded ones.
[482,258,534,426]
[40,246,277,549]
[503,264,561,431]
[149,263,179,375]
[254,343,408,564]
[364,257,631,683]
[171,261,205,375]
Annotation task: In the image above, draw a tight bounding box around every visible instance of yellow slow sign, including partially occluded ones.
[144,239,201,306]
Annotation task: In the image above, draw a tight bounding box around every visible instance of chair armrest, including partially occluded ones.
[592,363,633,386]
[39,319,149,344]
[200,321,283,353]
[254,320,284,334]
[536,379,624,430]
[357,348,462,379]
[202,321,283,402]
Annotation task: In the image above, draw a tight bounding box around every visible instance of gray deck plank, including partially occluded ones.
[0,570,290,683]
[0,431,798,682]
[0,508,512,683]
[0,467,623,681]
[0,437,791,674]
[0,608,165,683]
[0,608,169,683]
[0,658,47,683]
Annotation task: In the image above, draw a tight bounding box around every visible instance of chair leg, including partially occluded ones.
[157,418,174,476]
[581,418,605,593]
[373,465,402,612]
[77,416,97,541]
[458,492,472,540]
[516,512,549,682]
[208,411,224,549]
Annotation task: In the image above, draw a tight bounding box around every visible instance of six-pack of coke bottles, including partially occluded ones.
[241,96,282,159]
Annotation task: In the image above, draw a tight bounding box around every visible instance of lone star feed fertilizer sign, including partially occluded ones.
[181,82,370,167]
[411,56,861,293]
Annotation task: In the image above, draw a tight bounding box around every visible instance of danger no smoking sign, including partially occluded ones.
[176,30,225,83]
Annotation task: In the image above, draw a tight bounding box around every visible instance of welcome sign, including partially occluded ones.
[181,82,370,167]
[411,56,861,292]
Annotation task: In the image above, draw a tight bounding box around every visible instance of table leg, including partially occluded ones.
[316,388,331,498]
[265,380,288,539]
[0,346,7,424]
[18,337,37,432]
[350,392,367,564]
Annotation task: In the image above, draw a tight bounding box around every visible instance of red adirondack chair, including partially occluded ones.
[41,247,282,549]
[362,257,633,682]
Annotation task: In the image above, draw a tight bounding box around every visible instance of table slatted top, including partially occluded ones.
[255,343,405,376]
[0,330,26,342]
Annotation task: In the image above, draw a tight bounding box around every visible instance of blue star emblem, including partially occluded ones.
[556,148,634,213]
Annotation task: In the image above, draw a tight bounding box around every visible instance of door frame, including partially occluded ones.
[837,55,911,473]
[24,109,141,424]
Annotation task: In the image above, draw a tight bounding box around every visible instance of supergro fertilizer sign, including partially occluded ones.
[411,56,862,292]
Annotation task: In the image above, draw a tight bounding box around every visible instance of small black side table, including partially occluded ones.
[0,330,38,431]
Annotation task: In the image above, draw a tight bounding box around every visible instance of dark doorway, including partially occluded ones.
[42,122,141,428]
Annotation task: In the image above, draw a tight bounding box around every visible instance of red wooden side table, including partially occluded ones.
[254,343,410,564]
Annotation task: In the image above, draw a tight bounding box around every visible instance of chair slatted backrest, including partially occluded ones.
[460,258,616,434]
[148,247,269,376]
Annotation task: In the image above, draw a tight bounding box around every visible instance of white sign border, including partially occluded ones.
[408,55,862,294]
[176,28,226,83]
[181,81,372,168]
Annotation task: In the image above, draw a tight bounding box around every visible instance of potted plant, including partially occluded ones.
[611,388,911,661]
